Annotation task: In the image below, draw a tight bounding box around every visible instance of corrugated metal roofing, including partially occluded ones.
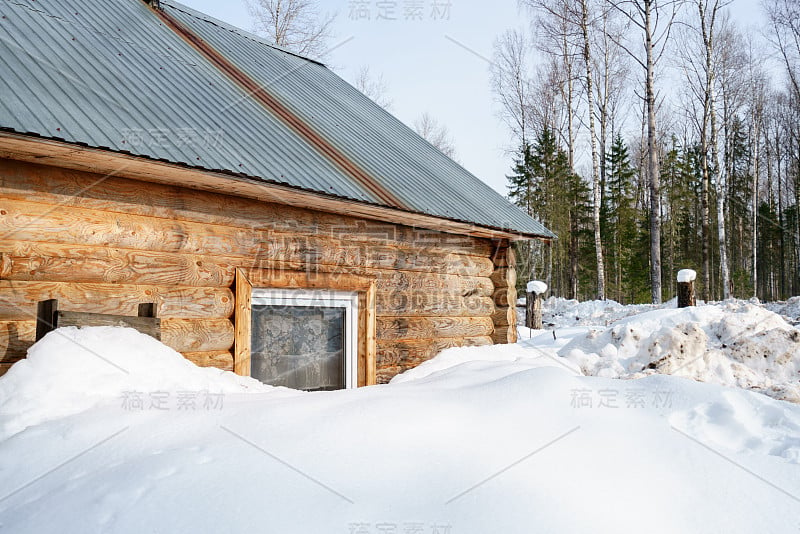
[0,0,554,238]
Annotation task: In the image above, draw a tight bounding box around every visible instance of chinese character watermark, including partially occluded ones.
[570,387,674,409]
[120,390,225,411]
[347,522,452,533]
[347,0,452,21]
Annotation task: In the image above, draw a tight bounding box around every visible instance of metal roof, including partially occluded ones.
[0,0,554,239]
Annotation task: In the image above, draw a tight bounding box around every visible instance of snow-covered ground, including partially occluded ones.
[0,299,799,533]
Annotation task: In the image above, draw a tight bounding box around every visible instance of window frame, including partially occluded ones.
[250,288,359,390]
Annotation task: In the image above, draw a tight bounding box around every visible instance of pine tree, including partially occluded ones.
[603,134,637,301]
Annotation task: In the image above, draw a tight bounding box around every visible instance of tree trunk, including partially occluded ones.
[645,0,662,304]
[581,0,606,300]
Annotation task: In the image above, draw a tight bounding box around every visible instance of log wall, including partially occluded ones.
[0,158,515,383]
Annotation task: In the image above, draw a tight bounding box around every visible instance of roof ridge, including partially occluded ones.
[160,0,327,67]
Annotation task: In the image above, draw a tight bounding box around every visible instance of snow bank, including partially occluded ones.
[765,296,800,325]
[390,343,580,384]
[677,269,697,283]
[1,338,799,533]
[0,327,273,439]
[538,296,669,328]
[559,301,800,403]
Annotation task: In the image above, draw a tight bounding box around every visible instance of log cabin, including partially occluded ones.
[0,0,553,387]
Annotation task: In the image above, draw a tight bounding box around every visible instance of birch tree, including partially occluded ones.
[246,0,336,60]
[413,113,457,159]
[607,0,682,303]
[579,0,607,300]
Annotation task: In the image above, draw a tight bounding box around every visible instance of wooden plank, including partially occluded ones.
[233,269,252,377]
[0,363,12,377]
[365,281,377,386]
[56,311,161,340]
[0,137,540,241]
[161,318,234,353]
[0,281,233,320]
[182,351,234,371]
[377,316,494,341]
[0,199,494,277]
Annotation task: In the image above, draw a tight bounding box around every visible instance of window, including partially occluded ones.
[250,289,358,391]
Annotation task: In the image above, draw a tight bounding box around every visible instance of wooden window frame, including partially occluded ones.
[234,268,377,387]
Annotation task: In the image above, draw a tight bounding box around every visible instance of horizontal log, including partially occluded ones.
[377,336,493,370]
[0,241,494,296]
[376,293,494,317]
[161,318,234,353]
[248,265,493,297]
[182,351,234,371]
[0,317,234,363]
[490,266,517,289]
[1,199,493,277]
[0,159,494,256]
[0,319,34,363]
[0,363,12,377]
[491,245,515,267]
[56,311,161,339]
[0,281,233,320]
[0,241,237,287]
[490,306,516,327]
[492,326,517,344]
[492,286,518,308]
[377,317,494,341]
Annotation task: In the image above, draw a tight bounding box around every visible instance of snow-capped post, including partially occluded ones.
[677,269,697,308]
[526,281,547,329]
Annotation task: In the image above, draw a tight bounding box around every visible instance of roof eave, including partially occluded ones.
[0,131,552,242]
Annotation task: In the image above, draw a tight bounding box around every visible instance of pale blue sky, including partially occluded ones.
[178,0,766,195]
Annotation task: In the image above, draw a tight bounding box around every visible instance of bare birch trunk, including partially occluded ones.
[644,0,662,304]
[581,0,606,300]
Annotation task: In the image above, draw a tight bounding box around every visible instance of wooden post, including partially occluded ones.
[677,269,696,308]
[526,292,542,329]
[137,302,159,318]
[525,281,547,329]
[35,298,58,341]
[233,268,252,376]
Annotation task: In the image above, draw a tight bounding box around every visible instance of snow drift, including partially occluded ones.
[0,327,273,440]
[558,301,800,403]
[0,326,798,533]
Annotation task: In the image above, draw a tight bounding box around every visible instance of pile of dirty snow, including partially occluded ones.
[0,327,274,440]
[557,301,800,403]
[0,328,799,533]
[534,296,669,328]
[764,296,800,325]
